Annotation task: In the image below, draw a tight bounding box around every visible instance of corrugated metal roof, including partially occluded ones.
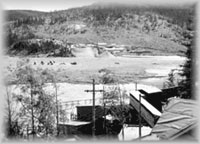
[151,98,198,140]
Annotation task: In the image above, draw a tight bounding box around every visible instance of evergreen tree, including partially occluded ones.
[163,8,195,99]
[178,10,195,99]
[178,31,194,99]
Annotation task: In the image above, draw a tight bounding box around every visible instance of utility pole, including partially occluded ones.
[135,81,141,139]
[135,81,137,91]
[55,80,59,136]
[102,86,106,133]
[85,79,103,138]
[139,94,142,139]
[51,74,59,136]
[118,85,125,141]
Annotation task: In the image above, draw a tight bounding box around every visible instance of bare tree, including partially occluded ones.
[4,85,21,138]
[10,66,57,139]
[99,71,130,140]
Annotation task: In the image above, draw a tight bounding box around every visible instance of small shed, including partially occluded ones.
[76,105,106,121]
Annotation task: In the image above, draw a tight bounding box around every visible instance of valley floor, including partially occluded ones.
[4,55,186,88]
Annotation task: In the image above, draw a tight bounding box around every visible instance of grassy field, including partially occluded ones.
[4,56,186,86]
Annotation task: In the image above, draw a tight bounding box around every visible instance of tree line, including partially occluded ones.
[7,39,73,57]
[7,4,194,28]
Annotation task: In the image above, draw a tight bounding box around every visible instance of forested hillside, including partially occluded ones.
[4,2,195,56]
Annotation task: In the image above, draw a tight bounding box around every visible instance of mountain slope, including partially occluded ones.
[4,3,195,56]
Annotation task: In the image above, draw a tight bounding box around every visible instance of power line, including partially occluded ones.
[84,79,103,138]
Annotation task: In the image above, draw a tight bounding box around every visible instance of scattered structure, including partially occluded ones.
[70,62,77,65]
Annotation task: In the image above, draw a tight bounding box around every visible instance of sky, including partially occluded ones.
[0,0,197,12]
[1,0,99,11]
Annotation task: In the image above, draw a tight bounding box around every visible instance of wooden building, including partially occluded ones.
[129,91,162,128]
[76,105,106,121]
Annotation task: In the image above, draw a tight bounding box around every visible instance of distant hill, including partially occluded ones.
[4,2,195,56]
[6,3,194,27]
[6,10,47,21]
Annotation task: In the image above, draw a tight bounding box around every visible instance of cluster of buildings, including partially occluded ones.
[57,85,197,141]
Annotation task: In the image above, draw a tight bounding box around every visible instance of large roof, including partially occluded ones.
[151,98,198,140]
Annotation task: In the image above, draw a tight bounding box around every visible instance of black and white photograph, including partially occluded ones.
[0,0,198,142]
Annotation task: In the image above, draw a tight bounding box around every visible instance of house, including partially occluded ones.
[138,86,181,112]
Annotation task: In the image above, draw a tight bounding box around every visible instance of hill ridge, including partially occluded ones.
[4,3,194,56]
